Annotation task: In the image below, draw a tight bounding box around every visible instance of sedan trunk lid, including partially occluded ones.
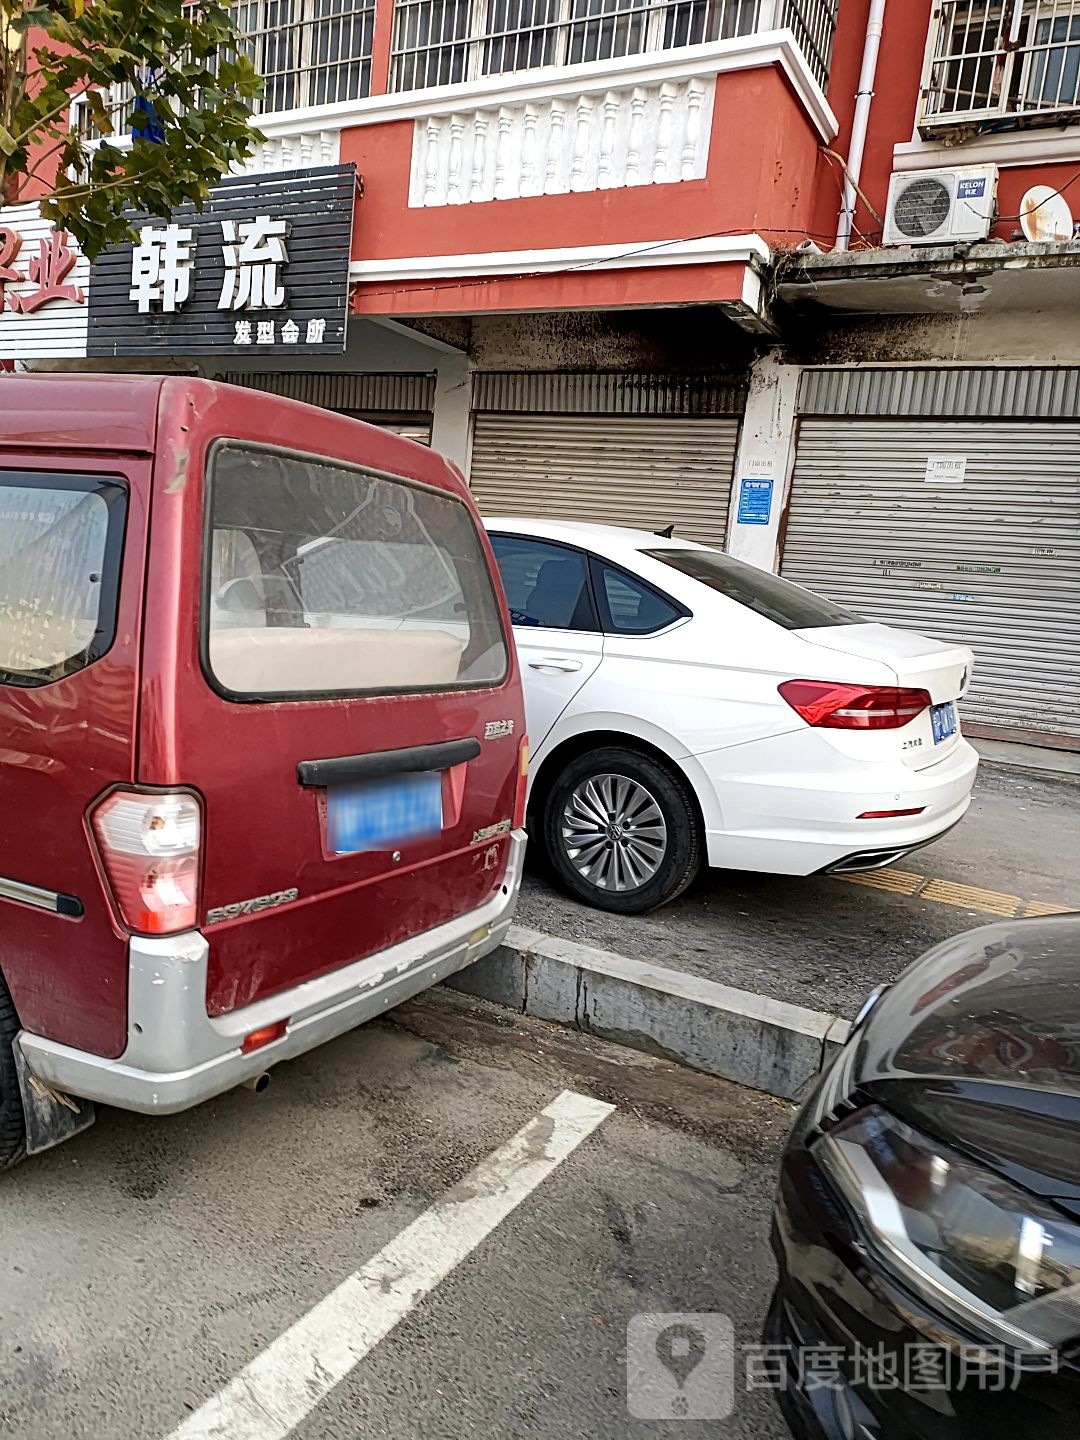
[795,623,974,769]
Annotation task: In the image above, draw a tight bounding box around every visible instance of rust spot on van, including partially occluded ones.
[165,447,190,494]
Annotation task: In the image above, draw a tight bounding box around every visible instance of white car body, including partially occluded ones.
[485,518,978,879]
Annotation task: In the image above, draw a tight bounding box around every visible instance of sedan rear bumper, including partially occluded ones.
[690,735,979,876]
[19,831,526,1115]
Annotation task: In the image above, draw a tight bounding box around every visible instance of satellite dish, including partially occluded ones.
[1020,185,1074,243]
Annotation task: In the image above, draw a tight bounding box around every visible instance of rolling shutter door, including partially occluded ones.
[781,419,1080,742]
[469,414,739,550]
[220,371,435,442]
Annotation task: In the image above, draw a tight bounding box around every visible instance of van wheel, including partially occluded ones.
[542,747,702,914]
[0,974,26,1170]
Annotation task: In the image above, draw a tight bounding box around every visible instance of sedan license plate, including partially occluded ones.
[931,701,957,745]
[327,772,443,854]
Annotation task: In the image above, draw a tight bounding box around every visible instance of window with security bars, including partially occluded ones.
[75,0,835,123]
[922,0,1080,127]
[390,0,836,93]
[234,0,376,110]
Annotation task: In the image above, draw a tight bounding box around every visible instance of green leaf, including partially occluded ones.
[84,89,114,136]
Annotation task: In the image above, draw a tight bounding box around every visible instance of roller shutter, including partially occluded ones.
[469,414,739,549]
[219,371,435,443]
[781,419,1080,743]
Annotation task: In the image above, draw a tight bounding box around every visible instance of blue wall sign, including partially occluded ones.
[737,477,774,526]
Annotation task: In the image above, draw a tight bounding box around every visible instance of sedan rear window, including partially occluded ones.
[0,471,127,687]
[642,548,862,631]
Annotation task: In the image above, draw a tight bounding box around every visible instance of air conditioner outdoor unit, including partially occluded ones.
[883,165,998,246]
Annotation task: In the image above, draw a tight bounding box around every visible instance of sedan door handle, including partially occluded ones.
[528,657,584,673]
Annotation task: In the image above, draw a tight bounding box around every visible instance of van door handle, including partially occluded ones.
[297,737,481,787]
[529,657,583,673]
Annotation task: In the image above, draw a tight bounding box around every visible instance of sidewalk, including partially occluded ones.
[450,762,1080,1100]
[513,764,1080,1022]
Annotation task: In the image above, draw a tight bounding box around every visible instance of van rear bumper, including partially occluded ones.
[19,831,526,1116]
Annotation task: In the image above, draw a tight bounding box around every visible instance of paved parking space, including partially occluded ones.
[517,763,1080,1019]
[0,993,791,1440]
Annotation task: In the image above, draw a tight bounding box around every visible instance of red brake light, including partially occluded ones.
[241,1020,288,1054]
[857,808,927,820]
[514,735,530,830]
[91,789,202,934]
[779,680,932,730]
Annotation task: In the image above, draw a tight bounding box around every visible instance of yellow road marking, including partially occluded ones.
[919,878,1022,917]
[835,868,926,897]
[836,871,1077,920]
[1024,899,1074,917]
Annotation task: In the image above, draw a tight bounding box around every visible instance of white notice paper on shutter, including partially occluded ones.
[925,455,967,485]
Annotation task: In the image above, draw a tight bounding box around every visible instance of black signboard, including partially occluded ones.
[86,164,356,357]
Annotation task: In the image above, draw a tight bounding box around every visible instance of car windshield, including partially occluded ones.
[641,547,863,631]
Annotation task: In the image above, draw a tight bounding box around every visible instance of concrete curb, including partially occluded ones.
[447,924,851,1101]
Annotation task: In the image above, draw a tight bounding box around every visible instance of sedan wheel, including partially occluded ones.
[542,746,702,914]
[562,772,668,893]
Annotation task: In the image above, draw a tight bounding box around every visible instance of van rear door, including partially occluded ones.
[165,440,522,1018]
[0,458,148,1059]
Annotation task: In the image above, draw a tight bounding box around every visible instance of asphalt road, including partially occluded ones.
[0,993,792,1440]
[517,762,1080,1019]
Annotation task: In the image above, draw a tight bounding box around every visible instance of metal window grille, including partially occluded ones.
[390,0,835,93]
[225,0,376,112]
[922,0,1080,127]
[778,0,837,89]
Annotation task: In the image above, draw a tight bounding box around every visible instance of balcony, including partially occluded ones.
[388,0,835,93]
[231,0,835,120]
[76,0,835,175]
[920,0,1080,133]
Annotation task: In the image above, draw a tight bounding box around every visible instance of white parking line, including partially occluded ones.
[165,1089,616,1440]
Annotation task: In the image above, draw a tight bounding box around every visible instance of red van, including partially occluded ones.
[0,375,527,1167]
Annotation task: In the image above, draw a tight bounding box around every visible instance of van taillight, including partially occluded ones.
[91,790,202,935]
[514,737,530,829]
[778,681,932,730]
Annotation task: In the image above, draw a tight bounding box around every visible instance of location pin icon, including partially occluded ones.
[655,1322,707,1416]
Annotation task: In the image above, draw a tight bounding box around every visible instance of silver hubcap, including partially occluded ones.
[561,772,668,892]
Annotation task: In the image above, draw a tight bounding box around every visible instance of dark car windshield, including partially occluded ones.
[641,547,862,631]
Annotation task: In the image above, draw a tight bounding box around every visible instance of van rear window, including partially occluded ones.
[0,471,127,688]
[205,445,508,699]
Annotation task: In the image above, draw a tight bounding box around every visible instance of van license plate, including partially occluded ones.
[931,702,957,745]
[328,772,443,854]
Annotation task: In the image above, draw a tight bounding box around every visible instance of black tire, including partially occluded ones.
[541,746,702,914]
[0,972,26,1171]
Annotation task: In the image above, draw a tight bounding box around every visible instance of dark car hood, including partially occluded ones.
[857,914,1080,1092]
[852,915,1080,1198]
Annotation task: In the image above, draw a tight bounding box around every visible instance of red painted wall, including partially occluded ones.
[12,29,69,202]
[352,257,750,315]
[342,59,825,290]
[820,0,1080,247]
[807,0,933,247]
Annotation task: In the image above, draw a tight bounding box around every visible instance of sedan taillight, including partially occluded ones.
[91,789,202,934]
[779,680,932,730]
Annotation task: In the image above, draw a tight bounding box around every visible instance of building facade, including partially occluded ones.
[4,0,1079,748]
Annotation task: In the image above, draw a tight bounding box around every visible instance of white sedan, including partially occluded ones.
[485,518,978,913]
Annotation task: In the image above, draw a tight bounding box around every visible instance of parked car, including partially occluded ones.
[0,375,527,1168]
[484,518,977,913]
[768,913,1080,1440]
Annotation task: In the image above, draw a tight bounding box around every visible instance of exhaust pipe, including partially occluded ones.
[243,1072,271,1095]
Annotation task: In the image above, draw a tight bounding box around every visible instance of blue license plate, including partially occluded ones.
[327,772,443,854]
[931,702,957,745]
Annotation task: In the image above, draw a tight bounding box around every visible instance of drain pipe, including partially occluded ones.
[835,0,887,250]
